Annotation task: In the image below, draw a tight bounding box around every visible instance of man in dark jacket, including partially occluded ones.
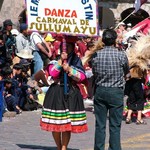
[0,19,16,66]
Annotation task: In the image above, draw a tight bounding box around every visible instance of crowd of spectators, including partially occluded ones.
[1,18,150,127]
[0,19,97,118]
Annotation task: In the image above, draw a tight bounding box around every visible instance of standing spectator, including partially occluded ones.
[76,36,88,58]
[44,33,55,53]
[92,29,129,150]
[16,23,30,53]
[144,69,150,100]
[126,23,132,32]
[84,42,95,100]
[30,32,52,75]
[0,19,16,66]
[43,33,55,66]
[124,34,150,125]
[116,22,127,37]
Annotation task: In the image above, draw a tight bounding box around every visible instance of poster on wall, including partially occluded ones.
[26,0,99,36]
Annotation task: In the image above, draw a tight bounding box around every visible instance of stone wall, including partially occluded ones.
[99,2,150,28]
[0,0,25,27]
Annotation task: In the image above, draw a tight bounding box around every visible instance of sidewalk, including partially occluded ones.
[0,106,150,150]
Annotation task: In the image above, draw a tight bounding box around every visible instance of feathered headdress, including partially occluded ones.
[126,34,150,70]
[82,38,104,65]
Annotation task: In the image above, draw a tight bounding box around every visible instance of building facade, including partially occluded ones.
[0,0,25,27]
[99,0,150,28]
[0,0,150,29]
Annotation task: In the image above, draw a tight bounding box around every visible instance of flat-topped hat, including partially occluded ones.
[16,49,34,59]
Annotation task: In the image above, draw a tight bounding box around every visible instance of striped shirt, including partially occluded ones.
[92,46,129,88]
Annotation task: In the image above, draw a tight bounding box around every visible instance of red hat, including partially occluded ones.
[65,35,78,43]
[53,34,78,43]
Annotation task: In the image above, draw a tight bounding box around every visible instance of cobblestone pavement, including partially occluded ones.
[0,105,150,150]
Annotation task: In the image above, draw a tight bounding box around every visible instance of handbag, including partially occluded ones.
[38,42,49,60]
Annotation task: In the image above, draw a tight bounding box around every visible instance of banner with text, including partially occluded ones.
[26,0,99,36]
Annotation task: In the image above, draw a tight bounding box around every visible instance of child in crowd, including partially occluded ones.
[124,34,150,125]
[13,62,40,111]
[0,72,16,117]
[1,65,22,114]
[3,78,22,114]
[124,66,147,125]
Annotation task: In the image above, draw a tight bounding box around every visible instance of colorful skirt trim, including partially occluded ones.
[40,83,88,133]
[40,108,88,133]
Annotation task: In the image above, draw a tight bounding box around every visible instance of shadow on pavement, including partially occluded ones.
[85,106,94,113]
[17,144,79,150]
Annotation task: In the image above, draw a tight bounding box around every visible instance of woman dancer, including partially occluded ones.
[40,36,88,150]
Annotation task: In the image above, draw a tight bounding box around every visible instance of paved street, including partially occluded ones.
[0,105,150,150]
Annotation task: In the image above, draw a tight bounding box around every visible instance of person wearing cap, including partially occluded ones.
[3,19,13,32]
[0,19,16,66]
[16,23,30,53]
[36,32,55,67]
[45,33,55,42]
[44,33,56,64]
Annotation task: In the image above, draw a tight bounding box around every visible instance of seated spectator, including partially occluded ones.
[20,58,32,77]
[0,74,16,118]
[3,78,22,114]
[13,63,23,79]
[34,61,55,87]
[13,63,40,110]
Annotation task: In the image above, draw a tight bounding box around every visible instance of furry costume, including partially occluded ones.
[126,34,150,71]
[125,34,150,112]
